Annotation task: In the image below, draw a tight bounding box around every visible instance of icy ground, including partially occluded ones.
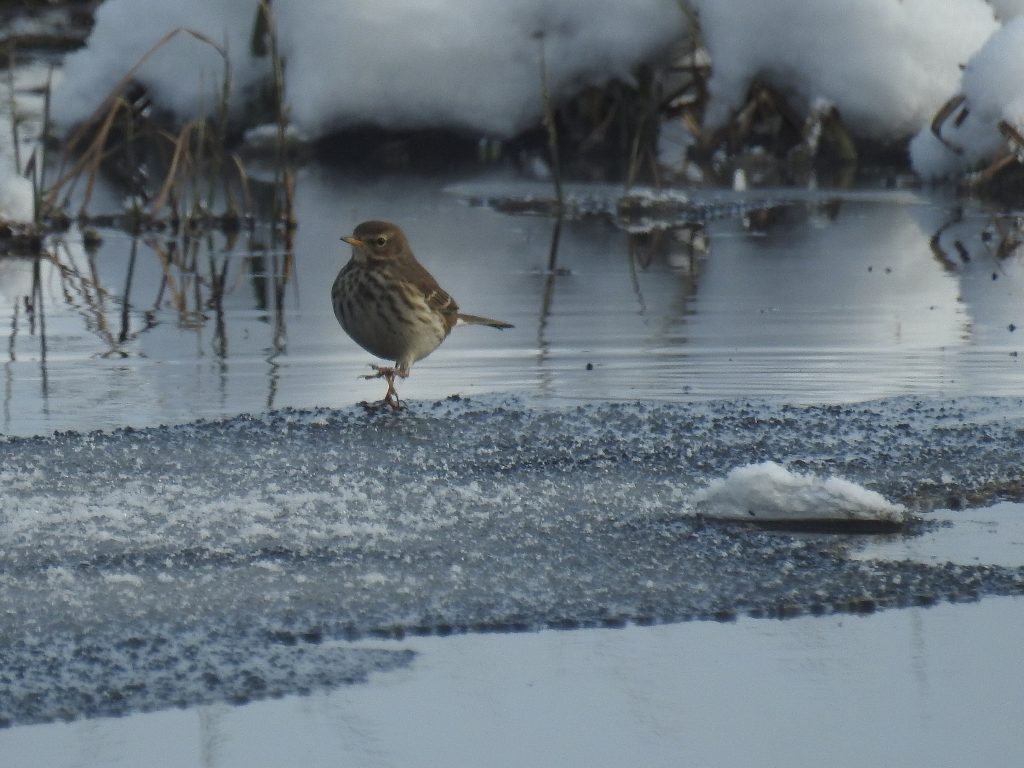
[2,395,1023,728]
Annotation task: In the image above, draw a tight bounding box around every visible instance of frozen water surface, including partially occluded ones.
[4,597,1023,768]
[2,396,1024,733]
[2,171,1024,764]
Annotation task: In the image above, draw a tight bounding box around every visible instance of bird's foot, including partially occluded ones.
[358,397,401,412]
[362,364,396,381]
[361,365,404,410]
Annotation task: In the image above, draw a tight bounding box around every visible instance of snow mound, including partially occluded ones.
[50,0,682,138]
[692,461,908,528]
[910,16,1024,178]
[693,0,999,141]
[48,0,1015,148]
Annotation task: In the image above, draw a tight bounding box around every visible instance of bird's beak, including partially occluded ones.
[341,236,364,247]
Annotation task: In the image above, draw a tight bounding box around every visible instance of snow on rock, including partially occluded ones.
[50,0,683,138]
[692,461,908,528]
[692,0,999,141]
[910,17,1024,178]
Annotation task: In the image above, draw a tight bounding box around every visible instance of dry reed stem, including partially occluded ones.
[150,121,197,214]
[47,27,228,214]
[929,94,967,156]
[45,96,127,212]
[7,47,22,174]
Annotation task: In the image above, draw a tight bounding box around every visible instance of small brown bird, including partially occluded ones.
[332,220,513,409]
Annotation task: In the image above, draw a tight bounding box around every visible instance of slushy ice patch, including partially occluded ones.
[2,396,1023,726]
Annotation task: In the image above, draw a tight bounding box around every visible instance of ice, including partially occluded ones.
[2,397,1024,726]
[854,501,1024,567]
[692,461,908,526]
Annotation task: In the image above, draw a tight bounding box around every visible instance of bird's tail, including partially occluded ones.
[457,313,513,329]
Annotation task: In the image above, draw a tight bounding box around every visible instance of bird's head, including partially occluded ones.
[341,220,409,262]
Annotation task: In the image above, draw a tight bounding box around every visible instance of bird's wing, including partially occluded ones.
[401,255,461,319]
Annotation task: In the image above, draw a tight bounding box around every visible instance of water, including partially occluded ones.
[3,171,1022,435]
[4,598,1023,768]
[3,154,1024,765]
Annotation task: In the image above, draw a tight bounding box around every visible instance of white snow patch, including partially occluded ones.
[910,17,1024,178]
[0,128,34,222]
[50,0,683,138]
[45,0,1024,151]
[692,0,999,141]
[0,169,33,222]
[692,461,908,525]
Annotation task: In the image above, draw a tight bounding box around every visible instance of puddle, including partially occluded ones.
[2,596,1021,768]
[854,501,1024,568]
[1,169,1024,436]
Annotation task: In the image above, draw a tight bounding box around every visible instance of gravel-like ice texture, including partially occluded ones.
[2,396,1024,727]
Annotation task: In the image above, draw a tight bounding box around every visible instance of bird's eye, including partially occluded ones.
[375,236,388,247]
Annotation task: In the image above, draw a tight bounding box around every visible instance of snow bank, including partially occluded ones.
[44,0,1024,165]
[692,461,908,528]
[692,0,999,141]
[50,0,683,138]
[910,16,1024,178]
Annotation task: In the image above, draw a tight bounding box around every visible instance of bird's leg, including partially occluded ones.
[362,364,402,410]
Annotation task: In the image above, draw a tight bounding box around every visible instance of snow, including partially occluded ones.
[910,17,1024,178]
[693,0,999,141]
[49,1,262,129]
[47,0,1021,154]
[50,0,683,138]
[692,461,908,526]
[0,168,33,223]
[0,124,34,222]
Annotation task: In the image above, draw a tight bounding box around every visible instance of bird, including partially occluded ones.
[332,220,513,409]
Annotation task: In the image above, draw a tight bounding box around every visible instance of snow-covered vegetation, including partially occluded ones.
[4,0,1024,226]
[43,0,1024,179]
